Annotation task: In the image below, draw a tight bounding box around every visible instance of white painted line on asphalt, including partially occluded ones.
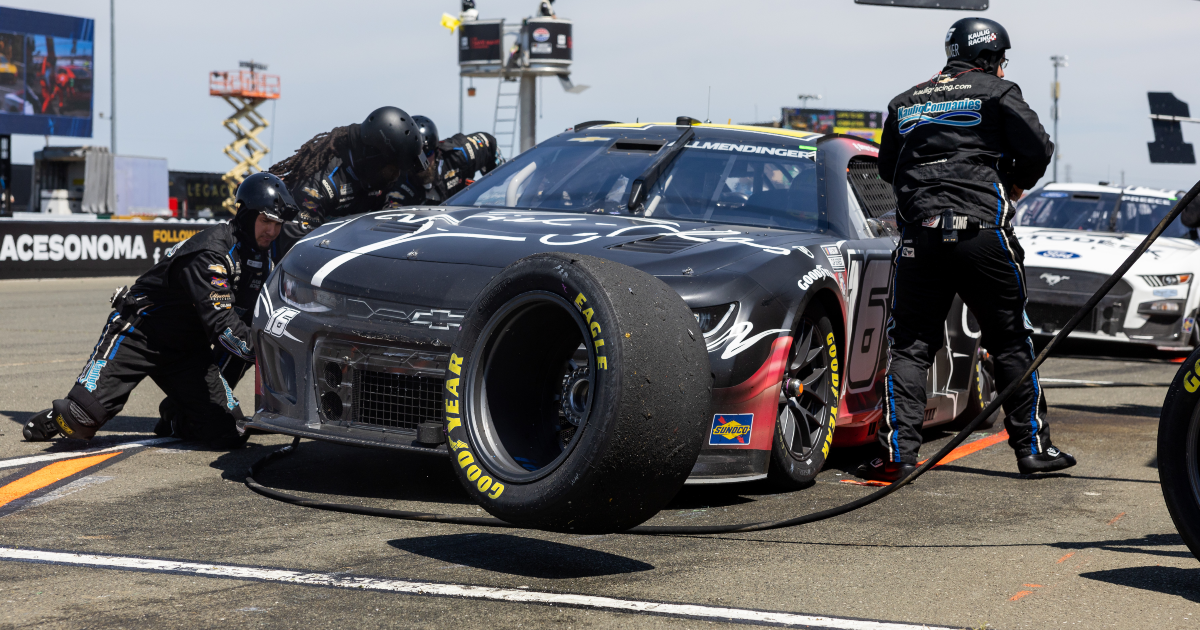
[0,438,178,470]
[0,547,955,630]
[27,476,114,508]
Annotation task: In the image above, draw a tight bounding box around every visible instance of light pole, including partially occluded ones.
[1050,55,1068,182]
[110,0,116,154]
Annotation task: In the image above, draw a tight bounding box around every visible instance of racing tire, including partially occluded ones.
[446,252,712,533]
[768,302,840,490]
[1158,348,1200,561]
[946,347,999,431]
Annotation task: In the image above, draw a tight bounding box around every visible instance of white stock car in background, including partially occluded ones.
[1014,183,1198,351]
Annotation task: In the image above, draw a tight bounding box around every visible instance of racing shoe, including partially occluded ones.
[1017,446,1077,474]
[855,458,917,483]
[49,398,100,440]
[155,398,179,437]
[22,408,59,442]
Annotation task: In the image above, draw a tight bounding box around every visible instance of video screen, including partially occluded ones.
[0,7,94,138]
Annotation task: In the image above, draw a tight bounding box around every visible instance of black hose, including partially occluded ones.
[245,177,1200,534]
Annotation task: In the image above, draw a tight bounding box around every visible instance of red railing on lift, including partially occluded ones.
[209,69,281,100]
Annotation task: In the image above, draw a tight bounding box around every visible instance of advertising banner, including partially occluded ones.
[783,108,884,144]
[458,20,503,65]
[0,7,95,138]
[0,219,216,279]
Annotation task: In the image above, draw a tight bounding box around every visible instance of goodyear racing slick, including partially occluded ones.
[247,121,996,531]
[1015,183,1200,350]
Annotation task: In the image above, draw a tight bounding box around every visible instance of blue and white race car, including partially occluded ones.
[1014,183,1197,351]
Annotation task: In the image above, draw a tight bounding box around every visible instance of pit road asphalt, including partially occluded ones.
[0,277,1196,629]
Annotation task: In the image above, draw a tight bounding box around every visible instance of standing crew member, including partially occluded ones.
[269,106,426,256]
[858,17,1075,481]
[22,174,297,447]
[385,115,500,207]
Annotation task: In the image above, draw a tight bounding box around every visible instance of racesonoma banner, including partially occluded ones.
[0,219,217,279]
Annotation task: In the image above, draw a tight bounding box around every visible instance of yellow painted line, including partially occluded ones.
[0,452,123,509]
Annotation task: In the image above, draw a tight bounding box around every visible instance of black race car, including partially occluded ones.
[249,121,995,532]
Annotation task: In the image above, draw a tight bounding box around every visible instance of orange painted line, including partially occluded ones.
[841,430,1011,487]
[919,430,1009,468]
[1009,590,1034,601]
[1056,552,1075,563]
[1023,584,1044,588]
[0,452,122,509]
[1108,512,1126,525]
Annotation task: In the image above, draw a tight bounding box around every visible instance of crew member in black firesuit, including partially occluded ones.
[856,18,1075,481]
[22,173,297,447]
[384,116,501,207]
[268,106,427,257]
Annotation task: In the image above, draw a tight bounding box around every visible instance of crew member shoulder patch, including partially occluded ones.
[207,264,227,275]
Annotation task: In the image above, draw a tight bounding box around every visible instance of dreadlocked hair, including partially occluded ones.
[269,126,353,190]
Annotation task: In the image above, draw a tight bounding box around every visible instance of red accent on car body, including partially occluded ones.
[707,336,792,450]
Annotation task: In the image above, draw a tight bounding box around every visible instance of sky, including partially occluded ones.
[11,0,1200,191]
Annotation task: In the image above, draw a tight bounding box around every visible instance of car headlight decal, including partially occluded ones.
[1142,274,1192,287]
[692,303,737,338]
[280,271,339,313]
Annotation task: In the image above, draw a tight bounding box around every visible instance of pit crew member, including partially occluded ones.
[269,106,427,256]
[860,17,1074,481]
[385,116,500,207]
[22,173,297,447]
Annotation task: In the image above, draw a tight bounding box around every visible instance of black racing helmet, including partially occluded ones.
[945,17,1010,63]
[413,115,439,158]
[234,172,299,223]
[359,106,428,179]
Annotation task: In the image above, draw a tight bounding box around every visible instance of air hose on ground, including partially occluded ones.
[245,177,1200,535]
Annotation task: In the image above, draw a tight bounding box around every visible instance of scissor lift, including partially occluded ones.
[209,65,280,212]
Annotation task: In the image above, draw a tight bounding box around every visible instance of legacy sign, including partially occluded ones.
[0,221,208,279]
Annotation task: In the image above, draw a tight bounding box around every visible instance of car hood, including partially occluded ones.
[1013,226,1199,275]
[301,207,831,285]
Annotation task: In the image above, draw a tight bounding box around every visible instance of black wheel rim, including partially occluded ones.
[465,291,595,483]
[777,315,832,461]
[977,349,996,410]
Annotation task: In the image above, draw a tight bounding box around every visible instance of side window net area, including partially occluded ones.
[847,157,897,219]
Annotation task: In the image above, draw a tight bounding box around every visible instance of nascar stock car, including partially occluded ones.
[1014,183,1200,351]
[248,120,996,532]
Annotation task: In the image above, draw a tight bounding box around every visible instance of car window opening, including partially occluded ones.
[449,133,823,232]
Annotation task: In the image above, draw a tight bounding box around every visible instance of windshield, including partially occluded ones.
[1016,189,1190,238]
[1114,194,1189,237]
[1016,191,1119,230]
[448,132,823,231]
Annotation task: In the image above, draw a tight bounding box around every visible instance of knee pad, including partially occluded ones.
[52,398,100,440]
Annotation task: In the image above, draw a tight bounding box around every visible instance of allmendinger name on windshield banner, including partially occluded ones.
[0,221,205,279]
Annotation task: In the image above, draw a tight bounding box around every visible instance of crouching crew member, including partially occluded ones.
[385,115,500,207]
[857,17,1075,481]
[269,106,427,256]
[22,173,297,447]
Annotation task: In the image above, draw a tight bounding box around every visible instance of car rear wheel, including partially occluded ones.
[446,253,712,533]
[1159,350,1200,561]
[768,302,839,490]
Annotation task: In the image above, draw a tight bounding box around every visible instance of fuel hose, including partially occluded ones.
[245,177,1200,535]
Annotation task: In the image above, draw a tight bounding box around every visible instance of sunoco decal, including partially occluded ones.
[709,413,753,445]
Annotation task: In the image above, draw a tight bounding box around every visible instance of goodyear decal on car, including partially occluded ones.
[709,413,753,445]
[823,331,840,459]
[444,353,505,500]
[573,292,608,370]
